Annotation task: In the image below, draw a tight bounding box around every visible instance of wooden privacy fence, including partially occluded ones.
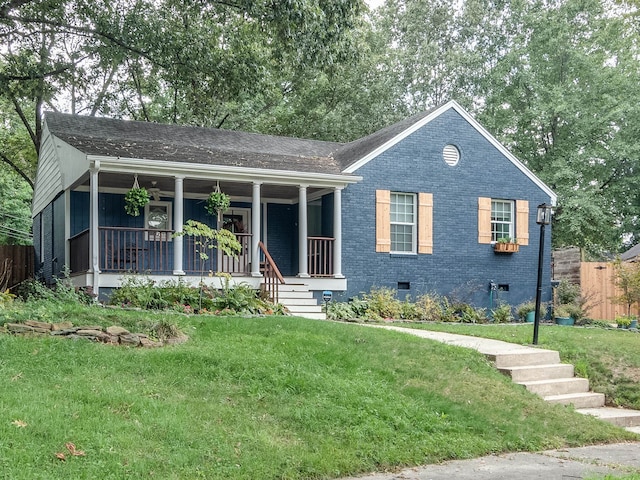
[0,245,34,290]
[580,262,627,321]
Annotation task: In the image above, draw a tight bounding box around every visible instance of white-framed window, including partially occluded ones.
[390,192,416,253]
[491,199,514,242]
[145,201,172,241]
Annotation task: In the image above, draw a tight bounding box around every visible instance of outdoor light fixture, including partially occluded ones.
[533,203,553,345]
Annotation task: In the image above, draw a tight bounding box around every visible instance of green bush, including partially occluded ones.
[325,301,357,321]
[363,287,402,319]
[491,303,513,323]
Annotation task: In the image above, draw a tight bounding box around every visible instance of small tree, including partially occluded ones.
[173,220,242,309]
[612,258,640,318]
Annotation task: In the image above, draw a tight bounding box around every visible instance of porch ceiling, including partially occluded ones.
[77,173,327,201]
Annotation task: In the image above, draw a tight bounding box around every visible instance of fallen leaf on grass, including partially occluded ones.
[11,372,22,381]
[55,453,66,461]
[65,442,86,456]
[11,420,27,428]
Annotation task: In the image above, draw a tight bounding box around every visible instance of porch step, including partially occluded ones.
[269,283,327,321]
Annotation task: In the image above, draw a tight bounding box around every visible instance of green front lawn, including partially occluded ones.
[397,322,640,409]
[0,305,635,479]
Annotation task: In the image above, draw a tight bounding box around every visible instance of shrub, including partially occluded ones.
[415,293,448,322]
[400,296,423,320]
[492,303,513,323]
[363,287,402,319]
[325,301,357,321]
[516,301,547,321]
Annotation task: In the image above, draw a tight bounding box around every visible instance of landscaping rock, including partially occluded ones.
[106,326,129,336]
[119,333,141,346]
[6,323,36,334]
[52,321,74,331]
[3,322,186,348]
[25,320,53,330]
[140,337,163,348]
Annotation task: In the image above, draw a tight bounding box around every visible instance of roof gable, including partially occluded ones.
[337,100,556,204]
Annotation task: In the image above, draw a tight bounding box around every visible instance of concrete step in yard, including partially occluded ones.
[499,364,574,382]
[519,377,590,397]
[492,349,640,429]
[545,392,606,409]
[577,407,640,428]
[487,350,560,368]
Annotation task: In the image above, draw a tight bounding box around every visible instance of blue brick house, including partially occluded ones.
[33,101,556,312]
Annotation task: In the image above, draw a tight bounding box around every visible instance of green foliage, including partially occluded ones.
[124,187,150,217]
[362,286,402,319]
[205,191,231,216]
[516,301,547,321]
[0,314,632,479]
[109,274,279,316]
[616,315,632,328]
[491,303,513,323]
[612,258,640,317]
[0,169,32,245]
[556,280,581,305]
[0,289,15,308]
[110,276,212,311]
[456,304,489,324]
[415,293,452,322]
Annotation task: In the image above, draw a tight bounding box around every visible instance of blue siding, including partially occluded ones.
[341,108,553,308]
[33,213,42,276]
[53,194,65,278]
[70,191,89,236]
[41,203,53,284]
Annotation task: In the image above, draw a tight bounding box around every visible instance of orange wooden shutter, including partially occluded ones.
[376,190,391,252]
[418,193,433,254]
[478,197,492,244]
[516,200,529,246]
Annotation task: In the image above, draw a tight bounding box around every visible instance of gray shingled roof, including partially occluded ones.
[44,108,440,175]
[44,112,347,175]
[621,243,640,262]
[334,109,435,170]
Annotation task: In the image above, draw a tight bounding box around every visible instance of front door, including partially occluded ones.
[218,208,251,274]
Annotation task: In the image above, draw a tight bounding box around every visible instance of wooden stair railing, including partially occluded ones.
[258,241,285,303]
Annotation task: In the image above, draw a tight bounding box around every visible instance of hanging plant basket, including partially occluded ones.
[205,188,230,217]
[124,176,150,217]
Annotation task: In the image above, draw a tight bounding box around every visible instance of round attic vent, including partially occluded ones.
[443,144,460,166]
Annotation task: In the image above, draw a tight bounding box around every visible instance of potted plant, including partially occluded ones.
[494,237,519,253]
[124,186,150,217]
[205,191,230,217]
[554,304,577,326]
[517,301,547,323]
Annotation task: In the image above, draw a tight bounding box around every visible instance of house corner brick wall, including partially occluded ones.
[341,108,554,308]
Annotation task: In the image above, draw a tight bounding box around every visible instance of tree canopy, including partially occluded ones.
[1,0,639,255]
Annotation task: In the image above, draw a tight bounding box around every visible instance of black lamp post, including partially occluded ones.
[533,203,553,345]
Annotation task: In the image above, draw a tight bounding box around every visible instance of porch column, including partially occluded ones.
[89,164,100,296]
[298,184,309,278]
[251,182,262,277]
[333,187,344,278]
[173,176,185,275]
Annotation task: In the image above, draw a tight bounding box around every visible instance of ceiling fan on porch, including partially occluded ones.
[148,181,161,202]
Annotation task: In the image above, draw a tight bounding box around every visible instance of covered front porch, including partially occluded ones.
[67,155,358,298]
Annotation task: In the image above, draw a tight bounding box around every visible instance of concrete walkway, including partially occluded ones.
[339,443,640,480]
[336,324,640,480]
